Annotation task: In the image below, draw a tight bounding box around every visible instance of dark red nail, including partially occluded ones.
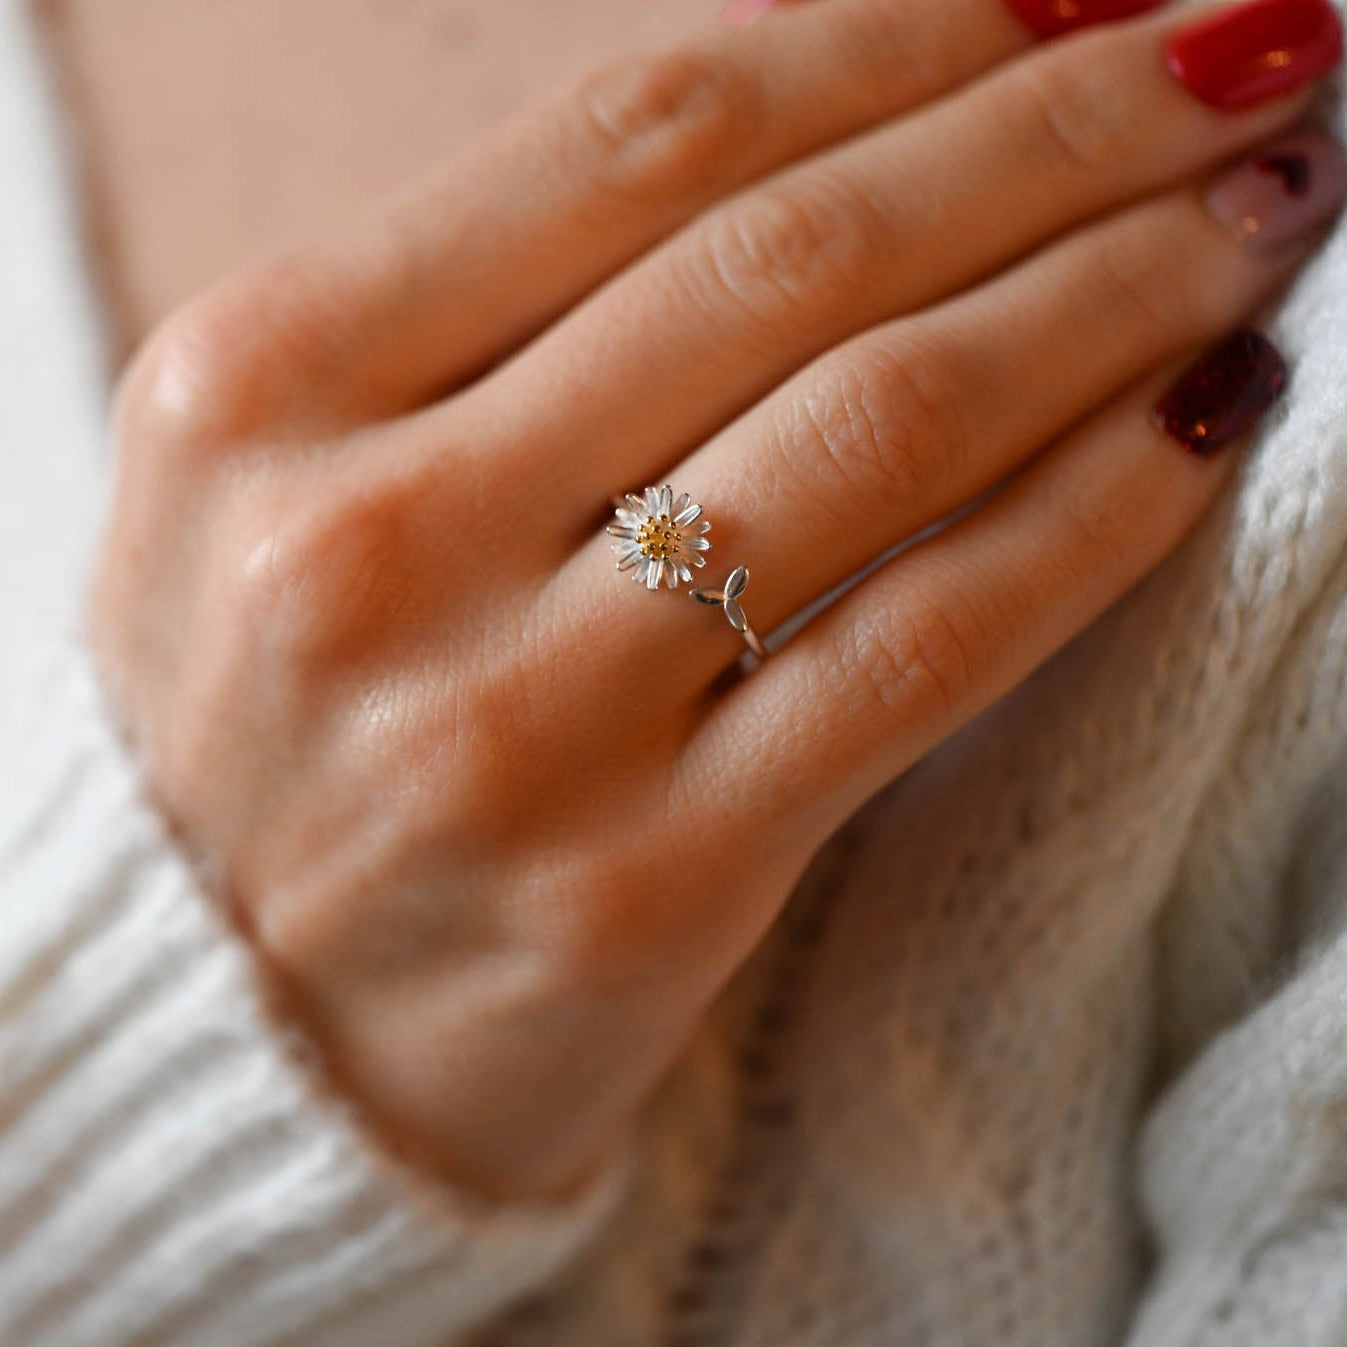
[1153,330,1288,456]
[1002,0,1165,40]
[1166,0,1344,111]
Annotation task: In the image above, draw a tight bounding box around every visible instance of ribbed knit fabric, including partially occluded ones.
[0,643,634,1346]
[9,1,1347,1344]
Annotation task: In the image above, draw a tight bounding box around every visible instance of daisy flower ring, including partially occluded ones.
[607,485,711,590]
[606,486,769,663]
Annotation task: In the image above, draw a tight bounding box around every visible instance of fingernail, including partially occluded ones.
[1153,329,1288,455]
[1002,0,1165,40]
[719,0,777,26]
[1207,131,1347,251]
[1166,0,1344,111]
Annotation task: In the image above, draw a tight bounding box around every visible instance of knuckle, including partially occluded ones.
[567,47,751,206]
[115,303,253,462]
[232,512,330,659]
[781,340,963,521]
[1048,466,1138,571]
[114,254,341,461]
[1010,47,1123,183]
[843,597,983,727]
[691,173,880,327]
[230,486,412,684]
[1091,227,1190,347]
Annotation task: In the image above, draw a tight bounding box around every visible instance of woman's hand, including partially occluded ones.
[90,0,1344,1203]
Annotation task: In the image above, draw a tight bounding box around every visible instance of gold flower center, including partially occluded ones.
[637,516,683,561]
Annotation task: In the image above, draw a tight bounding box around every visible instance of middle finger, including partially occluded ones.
[549,127,1345,687]
[463,0,1340,518]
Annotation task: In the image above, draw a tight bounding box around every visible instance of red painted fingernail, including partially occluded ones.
[1153,330,1288,455]
[1002,0,1165,41]
[1166,0,1344,111]
[719,0,778,26]
[1207,131,1347,251]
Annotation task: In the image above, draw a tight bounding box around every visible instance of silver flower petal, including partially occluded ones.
[610,487,713,591]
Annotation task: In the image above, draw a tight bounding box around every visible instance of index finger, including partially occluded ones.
[173,0,1162,425]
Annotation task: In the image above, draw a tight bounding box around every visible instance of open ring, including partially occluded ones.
[607,486,769,663]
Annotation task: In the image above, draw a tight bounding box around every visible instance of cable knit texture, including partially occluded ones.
[6,0,1347,1343]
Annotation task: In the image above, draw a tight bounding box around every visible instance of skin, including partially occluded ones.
[45,0,721,351]
[70,0,1340,1204]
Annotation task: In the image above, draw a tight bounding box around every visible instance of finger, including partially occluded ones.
[688,331,1287,836]
[554,129,1343,689]
[146,0,1119,427]
[466,0,1338,517]
[662,131,1345,637]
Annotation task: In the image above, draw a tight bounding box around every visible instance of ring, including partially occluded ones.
[607,485,769,663]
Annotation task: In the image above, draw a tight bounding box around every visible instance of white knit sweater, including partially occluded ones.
[6,2,1347,1343]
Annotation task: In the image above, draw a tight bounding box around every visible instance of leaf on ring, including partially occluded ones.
[725,601,749,633]
[725,567,749,600]
[691,589,725,607]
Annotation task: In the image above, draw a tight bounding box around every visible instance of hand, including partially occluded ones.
[90,0,1344,1203]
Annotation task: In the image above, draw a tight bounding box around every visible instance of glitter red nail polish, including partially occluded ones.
[1153,330,1288,456]
[1002,0,1165,40]
[1166,0,1344,111]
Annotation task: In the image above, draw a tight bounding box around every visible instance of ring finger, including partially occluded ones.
[555,129,1345,683]
[688,334,1286,843]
